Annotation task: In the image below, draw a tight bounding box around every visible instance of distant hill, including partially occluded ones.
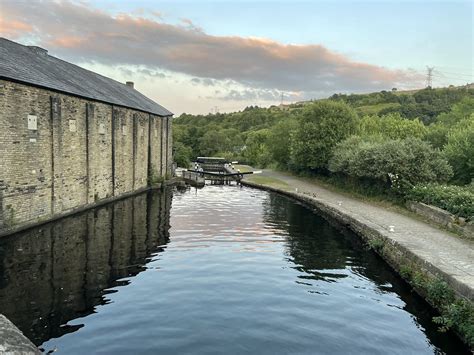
[173,85,474,166]
[274,84,474,124]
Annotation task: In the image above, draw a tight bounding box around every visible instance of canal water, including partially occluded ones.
[0,186,469,354]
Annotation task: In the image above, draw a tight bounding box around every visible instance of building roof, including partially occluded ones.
[0,38,172,117]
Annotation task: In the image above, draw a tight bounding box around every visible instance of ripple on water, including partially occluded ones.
[0,185,469,354]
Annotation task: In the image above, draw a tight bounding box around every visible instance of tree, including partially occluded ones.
[290,101,358,171]
[173,141,193,168]
[358,113,427,139]
[198,129,235,156]
[268,118,297,169]
[444,114,474,185]
[426,97,474,149]
[242,129,272,167]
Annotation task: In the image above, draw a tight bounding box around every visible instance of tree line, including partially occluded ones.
[173,86,474,219]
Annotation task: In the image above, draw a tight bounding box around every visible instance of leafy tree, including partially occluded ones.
[426,97,474,149]
[290,101,358,170]
[268,118,297,169]
[358,113,427,139]
[173,141,193,168]
[242,129,272,167]
[444,114,474,185]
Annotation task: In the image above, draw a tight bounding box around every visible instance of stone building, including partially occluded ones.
[0,38,173,235]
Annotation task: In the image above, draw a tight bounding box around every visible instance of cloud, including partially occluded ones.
[217,88,297,102]
[0,18,32,39]
[0,0,423,95]
[191,77,218,86]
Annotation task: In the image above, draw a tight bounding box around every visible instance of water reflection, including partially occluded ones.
[0,186,470,354]
[0,190,171,345]
[262,193,469,354]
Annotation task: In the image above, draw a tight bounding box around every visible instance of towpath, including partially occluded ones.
[242,168,474,301]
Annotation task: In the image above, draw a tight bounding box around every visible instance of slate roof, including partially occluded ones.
[0,38,172,116]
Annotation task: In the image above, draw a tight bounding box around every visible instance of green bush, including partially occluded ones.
[443,115,474,185]
[406,183,474,220]
[173,141,193,168]
[242,129,272,167]
[268,118,297,169]
[426,98,474,149]
[329,137,453,191]
[290,100,358,171]
[358,113,427,139]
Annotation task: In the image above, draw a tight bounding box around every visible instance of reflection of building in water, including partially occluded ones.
[0,189,172,345]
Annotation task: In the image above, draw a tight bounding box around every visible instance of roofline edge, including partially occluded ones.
[0,76,174,118]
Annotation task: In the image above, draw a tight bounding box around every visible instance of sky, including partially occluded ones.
[0,0,472,115]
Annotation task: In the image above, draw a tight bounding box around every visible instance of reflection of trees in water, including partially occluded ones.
[262,192,469,353]
[0,189,172,345]
[262,193,351,280]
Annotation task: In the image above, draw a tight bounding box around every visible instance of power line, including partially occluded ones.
[432,73,473,81]
[438,71,473,78]
[426,66,434,88]
[436,65,473,72]
[434,71,473,79]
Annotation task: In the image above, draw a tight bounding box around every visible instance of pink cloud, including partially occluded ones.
[0,18,32,38]
[0,0,423,93]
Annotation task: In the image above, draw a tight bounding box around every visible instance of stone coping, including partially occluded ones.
[0,314,40,354]
[241,179,474,303]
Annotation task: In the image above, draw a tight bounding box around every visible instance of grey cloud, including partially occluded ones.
[191,77,217,86]
[219,88,293,102]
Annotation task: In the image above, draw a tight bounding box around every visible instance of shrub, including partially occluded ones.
[268,118,297,169]
[406,183,474,220]
[443,115,474,185]
[358,113,427,139]
[173,141,193,168]
[242,129,272,167]
[329,137,453,191]
[290,101,358,171]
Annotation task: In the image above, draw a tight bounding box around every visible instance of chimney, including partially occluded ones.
[28,46,48,56]
[126,81,134,89]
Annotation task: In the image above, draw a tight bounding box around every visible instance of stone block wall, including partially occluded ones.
[0,80,53,227]
[0,189,171,345]
[149,114,163,183]
[113,107,133,195]
[158,116,173,178]
[133,112,150,190]
[0,79,172,234]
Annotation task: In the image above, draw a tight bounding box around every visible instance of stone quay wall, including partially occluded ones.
[0,79,173,236]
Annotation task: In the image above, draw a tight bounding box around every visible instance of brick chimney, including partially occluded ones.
[126,81,134,89]
[28,46,48,56]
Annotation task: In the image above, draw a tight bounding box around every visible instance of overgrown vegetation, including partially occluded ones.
[366,235,473,346]
[398,263,474,347]
[406,183,474,220]
[174,86,474,217]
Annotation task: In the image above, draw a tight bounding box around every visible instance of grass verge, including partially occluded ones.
[234,165,254,173]
[246,175,289,189]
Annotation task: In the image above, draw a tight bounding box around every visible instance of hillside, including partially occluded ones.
[174,86,474,166]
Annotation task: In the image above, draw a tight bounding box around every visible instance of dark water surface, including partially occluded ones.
[0,186,469,354]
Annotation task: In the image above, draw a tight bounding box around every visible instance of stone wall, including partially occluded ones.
[407,201,474,240]
[0,189,172,346]
[0,79,172,235]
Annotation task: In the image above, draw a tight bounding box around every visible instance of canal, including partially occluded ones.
[0,186,469,354]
